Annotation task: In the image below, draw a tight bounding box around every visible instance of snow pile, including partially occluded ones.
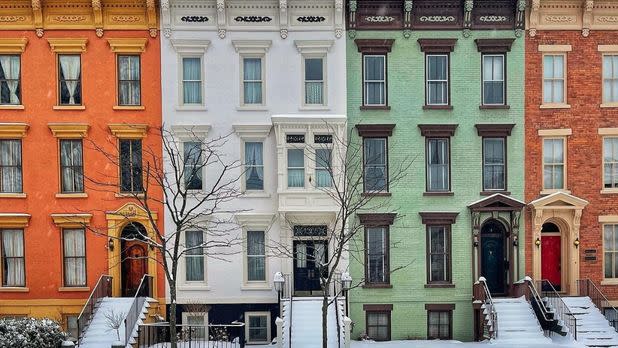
[491,296,550,345]
[563,296,618,347]
[290,298,340,348]
[79,297,134,348]
[0,317,66,348]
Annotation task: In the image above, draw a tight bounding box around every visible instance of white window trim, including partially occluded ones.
[541,136,568,194]
[180,229,208,286]
[235,213,274,290]
[245,311,271,345]
[602,223,618,284]
[178,56,205,110]
[170,39,210,111]
[233,40,271,111]
[601,53,618,107]
[602,136,618,194]
[233,124,272,197]
[481,54,505,106]
[426,54,449,106]
[541,52,570,109]
[295,40,333,110]
[171,125,211,194]
[182,311,209,325]
[363,54,386,107]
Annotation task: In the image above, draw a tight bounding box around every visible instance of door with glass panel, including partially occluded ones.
[293,240,328,295]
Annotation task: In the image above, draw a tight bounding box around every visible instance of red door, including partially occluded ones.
[122,242,147,297]
[541,236,561,290]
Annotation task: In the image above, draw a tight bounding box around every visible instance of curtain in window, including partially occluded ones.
[543,55,564,103]
[604,56,618,103]
[186,315,206,338]
[0,140,22,193]
[305,58,323,104]
[605,138,618,188]
[365,56,385,105]
[315,149,332,188]
[59,55,81,105]
[2,229,24,287]
[364,138,386,191]
[244,58,262,104]
[483,138,505,190]
[427,55,447,105]
[118,56,140,106]
[428,311,450,339]
[184,142,203,190]
[543,139,564,189]
[185,230,204,281]
[605,225,618,279]
[367,227,385,283]
[428,139,449,191]
[183,58,202,104]
[287,149,304,188]
[367,312,389,341]
[248,315,268,342]
[245,142,264,190]
[120,140,143,192]
[247,231,265,281]
[63,229,86,286]
[483,56,504,105]
[296,242,307,268]
[0,56,20,104]
[60,140,84,193]
[429,226,447,282]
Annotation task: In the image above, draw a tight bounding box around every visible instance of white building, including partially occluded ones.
[160,0,346,344]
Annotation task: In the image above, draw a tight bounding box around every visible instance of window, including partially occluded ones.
[63,228,85,287]
[426,138,450,192]
[183,312,207,339]
[244,142,264,191]
[183,141,203,190]
[605,138,618,189]
[315,148,332,188]
[287,149,304,188]
[426,54,448,106]
[247,230,265,282]
[543,55,565,104]
[604,55,618,104]
[64,315,79,341]
[363,138,387,192]
[366,311,390,341]
[245,312,270,344]
[1,229,24,287]
[119,139,143,193]
[427,310,452,339]
[58,55,81,105]
[482,54,505,105]
[243,58,263,105]
[182,57,203,105]
[117,55,140,106]
[427,226,450,284]
[0,55,20,105]
[483,138,506,191]
[0,139,22,193]
[304,58,324,105]
[60,140,84,193]
[543,138,565,190]
[185,230,204,282]
[605,224,618,279]
[363,55,386,106]
[366,227,388,284]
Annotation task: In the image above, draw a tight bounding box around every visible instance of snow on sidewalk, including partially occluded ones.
[79,297,134,348]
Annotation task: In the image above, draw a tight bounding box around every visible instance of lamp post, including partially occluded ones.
[341,272,352,317]
[274,272,285,317]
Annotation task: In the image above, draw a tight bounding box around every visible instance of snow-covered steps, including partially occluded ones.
[563,296,618,347]
[289,297,342,348]
[492,296,552,345]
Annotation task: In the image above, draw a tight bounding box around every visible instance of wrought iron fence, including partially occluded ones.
[537,279,577,340]
[577,278,618,332]
[137,323,245,348]
[77,274,112,344]
[125,274,154,345]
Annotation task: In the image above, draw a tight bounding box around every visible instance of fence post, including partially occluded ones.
[275,317,284,348]
[344,316,352,348]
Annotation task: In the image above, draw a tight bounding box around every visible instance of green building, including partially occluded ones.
[346,0,527,341]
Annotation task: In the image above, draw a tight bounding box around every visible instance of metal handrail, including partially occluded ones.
[478,277,498,339]
[577,278,618,331]
[537,279,577,340]
[124,274,153,345]
[77,274,112,344]
[521,277,553,324]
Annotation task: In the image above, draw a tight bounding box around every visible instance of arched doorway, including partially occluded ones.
[541,222,562,291]
[121,222,148,297]
[481,219,507,295]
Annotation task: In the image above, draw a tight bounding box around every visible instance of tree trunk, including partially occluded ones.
[169,285,177,348]
[322,295,328,348]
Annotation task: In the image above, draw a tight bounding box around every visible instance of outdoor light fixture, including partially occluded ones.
[574,238,580,247]
[108,238,114,251]
[513,236,519,247]
[341,272,352,317]
[535,237,541,247]
[274,272,284,293]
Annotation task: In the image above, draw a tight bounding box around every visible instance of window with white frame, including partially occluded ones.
[185,230,204,282]
[117,55,141,106]
[63,228,86,287]
[0,139,22,193]
[605,224,618,279]
[58,54,81,105]
[242,57,263,105]
[482,54,505,105]
[0,55,20,105]
[287,134,305,188]
[182,57,203,105]
[604,137,618,189]
[314,134,333,188]
[543,54,565,104]
[64,315,79,341]
[245,312,270,344]
[426,54,449,106]
[363,55,386,106]
[60,139,84,193]
[183,312,208,339]
[604,55,618,104]
[244,142,264,191]
[246,230,265,282]
[183,141,203,191]
[543,138,565,190]
[304,57,325,105]
[1,228,24,287]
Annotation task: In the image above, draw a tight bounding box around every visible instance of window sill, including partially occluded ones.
[540,189,571,196]
[58,287,90,292]
[56,193,88,198]
[601,103,618,108]
[0,105,24,110]
[236,105,268,112]
[242,191,271,198]
[53,105,86,110]
[241,284,272,291]
[0,287,29,292]
[113,105,145,111]
[423,192,454,196]
[360,105,391,111]
[423,105,453,110]
[601,279,618,286]
[176,105,207,112]
[178,285,211,291]
[479,105,510,110]
[362,283,392,289]
[480,191,510,196]
[601,188,618,194]
[539,103,571,109]
[115,192,145,198]
[299,105,330,111]
[361,192,391,197]
[424,283,455,288]
[0,193,26,198]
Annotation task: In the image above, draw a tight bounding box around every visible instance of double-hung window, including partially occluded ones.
[426,138,450,192]
[427,226,450,284]
[287,135,305,188]
[1,229,24,287]
[483,138,506,191]
[247,230,265,282]
[366,311,390,341]
[482,55,505,105]
[315,134,333,188]
[243,57,263,105]
[0,55,20,105]
[244,142,264,191]
[0,139,22,193]
[245,312,270,344]
[604,137,618,189]
[119,139,143,193]
[304,58,325,105]
[182,57,203,105]
[427,310,452,339]
[366,226,389,284]
[58,54,81,105]
[60,139,84,193]
[363,55,386,106]
[363,138,387,192]
[543,55,566,104]
[118,55,141,106]
[543,138,565,190]
[605,224,618,279]
[604,55,618,104]
[183,141,203,191]
[426,54,449,106]
[185,230,204,282]
[63,228,86,287]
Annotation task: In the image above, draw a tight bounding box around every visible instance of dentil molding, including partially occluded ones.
[528,0,618,37]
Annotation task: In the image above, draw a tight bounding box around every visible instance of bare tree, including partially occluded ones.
[104,309,125,342]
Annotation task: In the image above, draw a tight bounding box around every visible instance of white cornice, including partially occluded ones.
[232,124,272,139]
[232,40,272,53]
[294,40,334,54]
[171,125,212,140]
[171,39,211,53]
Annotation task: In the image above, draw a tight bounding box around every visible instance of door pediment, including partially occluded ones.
[468,193,526,211]
[529,191,588,209]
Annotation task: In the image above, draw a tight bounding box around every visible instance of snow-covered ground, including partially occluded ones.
[249,338,586,348]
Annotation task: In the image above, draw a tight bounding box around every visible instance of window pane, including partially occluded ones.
[366,82,385,105]
[243,58,262,104]
[287,149,304,188]
[428,55,447,80]
[245,142,264,190]
[63,229,86,286]
[2,229,24,287]
[543,56,554,78]
[0,55,20,105]
[316,149,332,188]
[183,57,202,104]
[365,56,384,81]
[0,140,22,193]
[184,142,203,190]
[367,227,385,283]
[305,58,323,81]
[247,231,265,281]
[364,138,387,191]
[59,55,81,105]
[428,139,449,191]
[248,315,268,341]
[60,140,84,193]
[553,56,564,78]
[244,58,261,80]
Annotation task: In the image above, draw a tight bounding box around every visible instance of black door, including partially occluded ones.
[481,220,506,295]
[293,241,327,294]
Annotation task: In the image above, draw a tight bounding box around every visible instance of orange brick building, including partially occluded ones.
[525,0,618,299]
[0,0,164,337]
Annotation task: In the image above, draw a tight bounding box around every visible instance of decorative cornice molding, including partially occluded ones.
[354,39,395,53]
[294,40,334,54]
[418,124,458,137]
[171,124,211,140]
[538,44,572,52]
[475,38,515,53]
[170,39,211,53]
[528,0,618,36]
[232,40,272,54]
[0,123,29,139]
[47,38,88,53]
[232,124,272,139]
[355,124,395,137]
[0,38,28,54]
[418,38,457,53]
[419,212,459,225]
[51,214,92,228]
[358,213,397,226]
[0,213,30,228]
[107,38,148,53]
[474,124,515,137]
[48,123,89,138]
[109,124,148,139]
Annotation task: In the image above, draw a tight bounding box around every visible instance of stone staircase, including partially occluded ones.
[564,296,618,347]
[492,296,552,345]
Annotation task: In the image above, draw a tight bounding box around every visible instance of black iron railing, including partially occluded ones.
[137,323,245,348]
[77,275,112,344]
[474,277,498,339]
[537,279,577,339]
[125,274,154,345]
[520,277,554,337]
[577,278,618,331]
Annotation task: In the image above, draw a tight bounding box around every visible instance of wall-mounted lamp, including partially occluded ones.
[108,238,114,251]
[513,236,519,247]
[473,235,479,247]
[535,237,541,247]
[574,238,580,248]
